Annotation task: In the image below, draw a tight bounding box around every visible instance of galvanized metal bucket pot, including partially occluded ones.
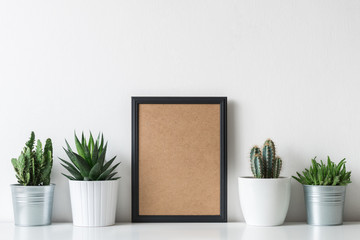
[303,185,346,226]
[11,184,55,226]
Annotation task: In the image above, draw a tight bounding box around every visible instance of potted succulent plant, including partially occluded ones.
[10,131,54,226]
[293,157,351,225]
[60,132,120,227]
[238,139,291,226]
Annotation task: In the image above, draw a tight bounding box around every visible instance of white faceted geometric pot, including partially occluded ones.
[238,177,291,226]
[69,180,119,227]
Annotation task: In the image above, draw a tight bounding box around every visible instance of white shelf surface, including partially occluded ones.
[1,222,360,240]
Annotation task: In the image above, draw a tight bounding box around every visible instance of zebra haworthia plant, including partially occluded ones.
[60,132,120,181]
[11,131,53,186]
[250,139,282,178]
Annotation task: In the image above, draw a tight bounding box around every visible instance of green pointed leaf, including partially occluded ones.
[17,154,26,173]
[106,172,118,180]
[102,156,117,172]
[61,163,83,180]
[26,131,35,150]
[11,158,18,171]
[25,172,30,185]
[89,132,94,158]
[44,139,53,157]
[81,132,85,146]
[96,133,100,146]
[97,143,107,167]
[62,173,76,180]
[98,163,120,180]
[73,152,91,176]
[332,176,340,186]
[82,143,92,166]
[91,141,99,166]
[109,177,121,180]
[292,176,302,184]
[65,139,73,152]
[63,148,90,177]
[99,134,104,153]
[89,163,101,180]
[75,133,86,159]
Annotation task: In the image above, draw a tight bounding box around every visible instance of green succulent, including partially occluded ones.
[293,157,351,186]
[250,139,282,178]
[11,131,53,186]
[60,132,120,181]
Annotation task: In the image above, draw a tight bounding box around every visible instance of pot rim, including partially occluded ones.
[302,184,347,187]
[68,179,119,183]
[10,183,55,188]
[239,176,291,180]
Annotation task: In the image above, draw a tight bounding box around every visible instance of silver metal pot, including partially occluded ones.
[303,185,346,226]
[11,184,55,226]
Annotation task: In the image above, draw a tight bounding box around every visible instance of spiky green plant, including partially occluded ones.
[11,132,53,186]
[250,139,282,178]
[292,157,351,186]
[60,132,120,181]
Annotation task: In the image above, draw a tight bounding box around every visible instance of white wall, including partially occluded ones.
[1,0,360,222]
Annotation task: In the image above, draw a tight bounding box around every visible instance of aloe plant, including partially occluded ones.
[250,139,282,178]
[293,157,351,186]
[60,132,120,181]
[11,132,53,186]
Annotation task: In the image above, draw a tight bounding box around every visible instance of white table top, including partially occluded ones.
[1,222,359,240]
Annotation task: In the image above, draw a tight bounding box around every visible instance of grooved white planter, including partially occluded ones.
[69,180,119,227]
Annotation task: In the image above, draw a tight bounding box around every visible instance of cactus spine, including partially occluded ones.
[250,139,282,178]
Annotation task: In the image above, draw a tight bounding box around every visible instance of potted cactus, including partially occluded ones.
[238,139,291,226]
[293,157,351,225]
[10,132,54,226]
[60,132,120,227]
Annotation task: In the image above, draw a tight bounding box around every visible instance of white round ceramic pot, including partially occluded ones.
[238,177,291,226]
[69,180,119,227]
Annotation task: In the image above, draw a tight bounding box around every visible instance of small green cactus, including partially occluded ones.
[250,146,263,178]
[11,132,53,186]
[250,139,282,178]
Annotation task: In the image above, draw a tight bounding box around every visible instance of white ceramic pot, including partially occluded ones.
[238,177,291,226]
[69,180,119,227]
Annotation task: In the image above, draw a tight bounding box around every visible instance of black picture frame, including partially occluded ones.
[132,96,227,222]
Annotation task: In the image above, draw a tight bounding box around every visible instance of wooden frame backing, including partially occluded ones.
[132,97,227,222]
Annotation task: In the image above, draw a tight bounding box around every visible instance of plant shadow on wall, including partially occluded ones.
[238,139,291,226]
[293,157,351,226]
[59,132,121,227]
[10,131,55,226]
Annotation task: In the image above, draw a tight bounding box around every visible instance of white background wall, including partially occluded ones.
[1,0,360,222]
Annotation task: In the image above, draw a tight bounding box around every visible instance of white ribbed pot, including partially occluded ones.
[238,177,291,226]
[69,180,119,227]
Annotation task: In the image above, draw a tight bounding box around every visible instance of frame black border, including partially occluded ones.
[131,97,227,222]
